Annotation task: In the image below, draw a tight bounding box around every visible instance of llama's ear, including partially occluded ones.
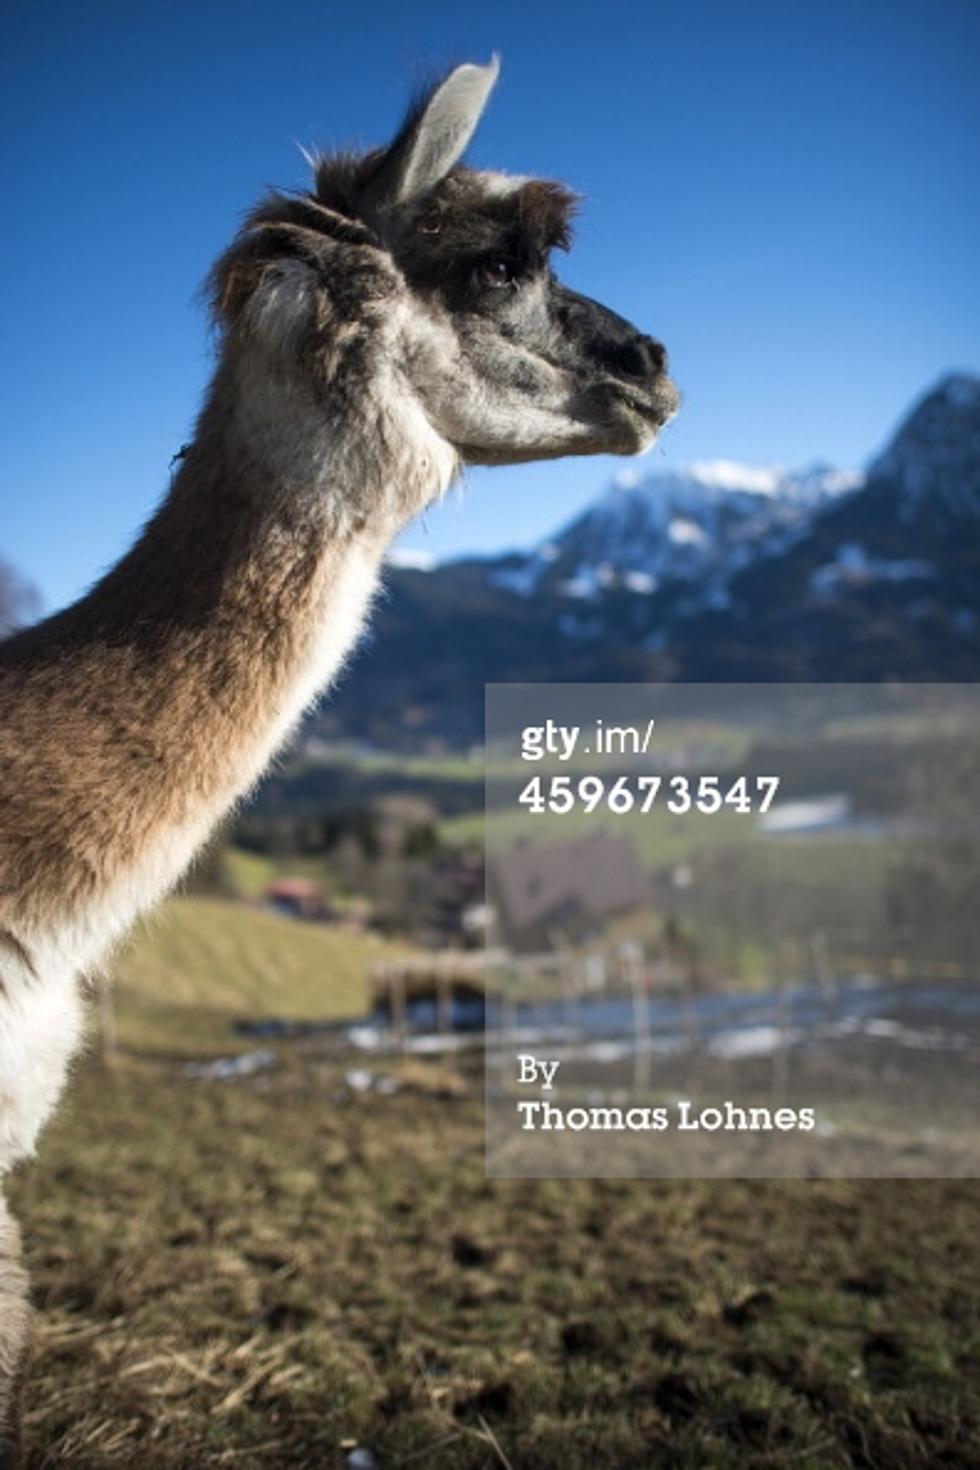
[364,57,500,217]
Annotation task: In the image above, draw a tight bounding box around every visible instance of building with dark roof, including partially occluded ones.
[488,833,650,951]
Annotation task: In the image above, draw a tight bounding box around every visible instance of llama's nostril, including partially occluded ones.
[606,333,668,382]
[639,335,668,378]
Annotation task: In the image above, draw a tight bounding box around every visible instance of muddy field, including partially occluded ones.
[9,1048,980,1469]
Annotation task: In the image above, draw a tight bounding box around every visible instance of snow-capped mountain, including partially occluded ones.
[490,459,862,603]
[666,372,980,678]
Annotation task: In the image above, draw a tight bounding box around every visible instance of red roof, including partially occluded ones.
[266,877,324,900]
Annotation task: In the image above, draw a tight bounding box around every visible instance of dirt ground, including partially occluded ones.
[8,1048,980,1469]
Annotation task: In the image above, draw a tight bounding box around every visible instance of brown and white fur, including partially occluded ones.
[0,59,676,1458]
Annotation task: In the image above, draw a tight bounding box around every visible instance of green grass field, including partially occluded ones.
[108,896,398,1053]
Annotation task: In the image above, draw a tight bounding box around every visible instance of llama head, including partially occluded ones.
[210,60,677,479]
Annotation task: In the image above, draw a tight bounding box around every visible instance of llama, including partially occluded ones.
[0,60,676,1457]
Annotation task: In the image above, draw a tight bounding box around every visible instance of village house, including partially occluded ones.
[487,833,651,952]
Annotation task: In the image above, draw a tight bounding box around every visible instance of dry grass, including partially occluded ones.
[8,1045,980,1469]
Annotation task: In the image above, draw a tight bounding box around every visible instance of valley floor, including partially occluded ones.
[10,1049,980,1469]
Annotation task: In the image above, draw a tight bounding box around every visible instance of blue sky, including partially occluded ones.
[2,0,978,612]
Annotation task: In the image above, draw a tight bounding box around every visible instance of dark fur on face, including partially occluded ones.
[209,164,577,323]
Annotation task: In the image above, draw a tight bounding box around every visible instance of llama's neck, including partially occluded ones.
[7,352,456,971]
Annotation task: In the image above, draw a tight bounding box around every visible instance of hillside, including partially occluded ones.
[109,896,396,1052]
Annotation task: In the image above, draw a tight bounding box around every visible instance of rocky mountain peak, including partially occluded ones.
[868,372,980,518]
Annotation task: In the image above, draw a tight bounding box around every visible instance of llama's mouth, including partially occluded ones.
[451,376,680,465]
[602,375,680,429]
[573,376,679,454]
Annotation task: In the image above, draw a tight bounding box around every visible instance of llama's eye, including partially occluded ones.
[477,258,516,289]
